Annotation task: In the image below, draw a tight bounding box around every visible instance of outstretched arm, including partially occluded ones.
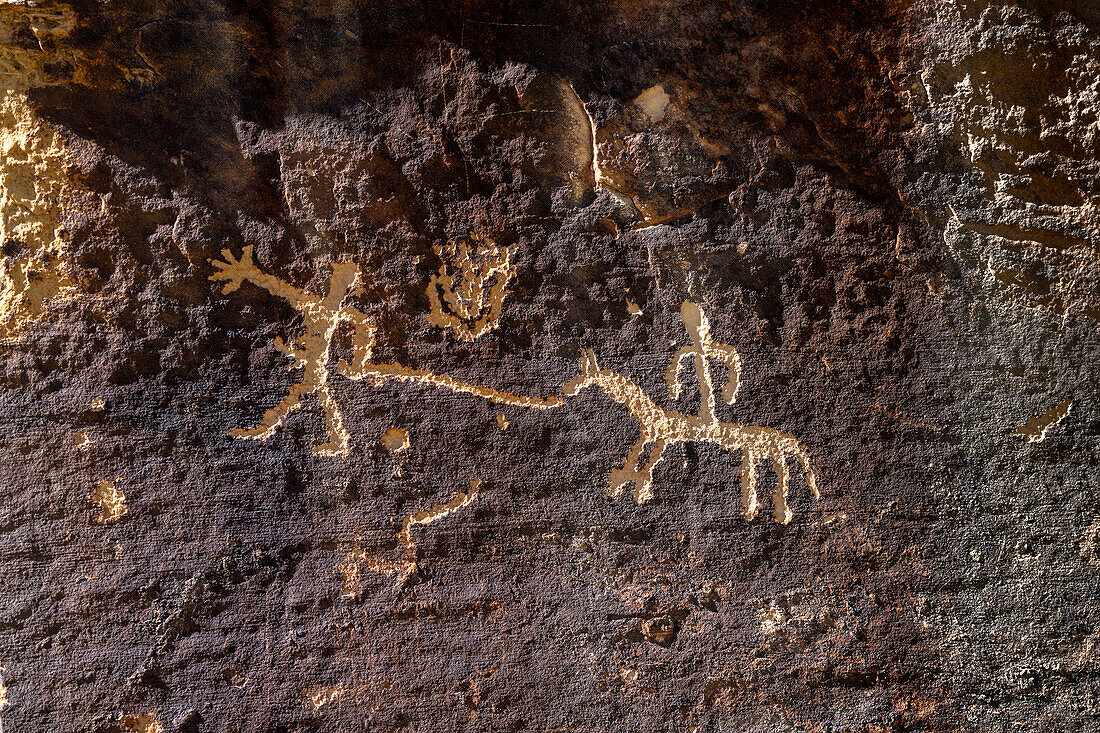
[210,246,316,309]
[704,341,742,405]
[665,347,696,400]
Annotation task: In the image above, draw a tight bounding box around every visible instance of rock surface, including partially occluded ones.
[1,1,1098,731]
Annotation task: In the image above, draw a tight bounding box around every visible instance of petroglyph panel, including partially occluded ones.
[4,2,1100,732]
[212,254,814,523]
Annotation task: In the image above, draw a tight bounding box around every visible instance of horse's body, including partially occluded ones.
[564,351,817,523]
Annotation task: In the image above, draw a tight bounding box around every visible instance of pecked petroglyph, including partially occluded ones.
[339,479,481,593]
[91,481,127,524]
[380,427,410,452]
[351,361,562,409]
[427,234,516,341]
[211,248,560,453]
[1015,397,1072,443]
[564,302,817,524]
[210,246,376,455]
[213,253,817,522]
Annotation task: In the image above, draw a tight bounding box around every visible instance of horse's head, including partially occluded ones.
[563,349,602,396]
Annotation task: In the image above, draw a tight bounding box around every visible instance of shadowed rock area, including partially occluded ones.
[1,1,1098,731]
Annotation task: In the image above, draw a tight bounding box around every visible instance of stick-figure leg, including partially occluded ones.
[789,443,819,498]
[771,454,791,525]
[230,381,314,440]
[313,381,350,456]
[741,450,760,520]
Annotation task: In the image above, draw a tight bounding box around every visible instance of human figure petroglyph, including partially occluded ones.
[666,302,742,424]
[563,302,817,523]
[210,249,560,453]
[212,252,818,522]
[211,246,376,455]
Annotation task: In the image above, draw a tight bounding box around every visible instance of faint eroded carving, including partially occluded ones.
[564,302,817,523]
[303,686,346,710]
[339,479,481,593]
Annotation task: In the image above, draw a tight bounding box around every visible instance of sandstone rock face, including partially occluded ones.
[1,1,1098,731]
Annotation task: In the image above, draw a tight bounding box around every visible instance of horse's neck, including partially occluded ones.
[595,371,663,420]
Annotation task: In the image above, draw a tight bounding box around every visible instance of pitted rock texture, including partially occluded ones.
[0,1,1098,732]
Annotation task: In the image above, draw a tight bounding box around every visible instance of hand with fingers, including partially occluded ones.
[210,245,259,294]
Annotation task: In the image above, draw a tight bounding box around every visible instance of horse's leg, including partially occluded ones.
[632,439,669,504]
[740,450,761,520]
[771,454,791,524]
[789,442,819,498]
[609,437,650,499]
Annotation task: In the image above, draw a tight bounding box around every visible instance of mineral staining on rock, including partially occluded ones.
[0,92,76,341]
[0,4,78,88]
[0,3,84,342]
[90,480,127,524]
[924,1,1100,323]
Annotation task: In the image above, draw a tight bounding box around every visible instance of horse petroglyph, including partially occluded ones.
[213,252,818,523]
[564,302,817,523]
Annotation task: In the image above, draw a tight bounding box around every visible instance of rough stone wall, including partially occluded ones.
[0,1,1098,731]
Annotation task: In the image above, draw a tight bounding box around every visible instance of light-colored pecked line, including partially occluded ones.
[353,363,562,409]
[563,302,817,523]
[1015,397,1072,443]
[339,480,482,594]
